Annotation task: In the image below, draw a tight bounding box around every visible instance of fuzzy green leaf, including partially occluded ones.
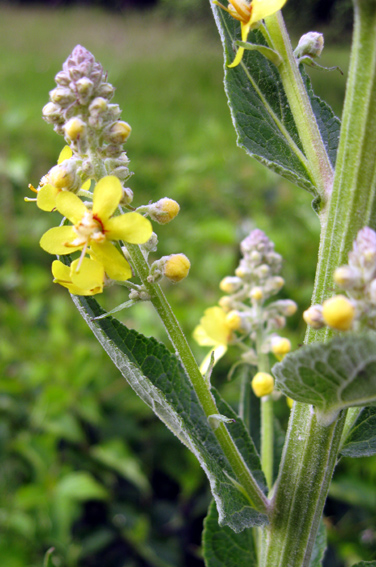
[341,407,376,457]
[211,4,340,197]
[309,521,327,567]
[203,500,257,567]
[273,334,376,426]
[72,296,267,532]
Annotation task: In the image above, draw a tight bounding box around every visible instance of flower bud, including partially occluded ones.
[303,305,324,329]
[218,296,233,311]
[272,299,298,317]
[322,295,355,331]
[250,286,264,301]
[42,102,63,123]
[219,276,242,294]
[235,266,247,278]
[63,117,86,141]
[163,254,191,283]
[54,71,71,86]
[252,372,274,398]
[97,82,115,100]
[120,186,134,206]
[107,121,132,144]
[271,336,291,359]
[76,77,93,95]
[294,32,324,59]
[49,86,75,106]
[148,198,180,224]
[47,162,78,191]
[89,97,108,115]
[334,266,360,289]
[265,276,285,294]
[226,310,242,331]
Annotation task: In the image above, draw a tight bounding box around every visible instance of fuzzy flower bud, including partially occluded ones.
[163,254,191,283]
[334,266,360,289]
[42,102,63,123]
[271,336,291,359]
[218,296,233,311]
[49,87,75,106]
[322,295,355,331]
[225,310,242,331]
[47,162,78,191]
[107,121,132,143]
[250,286,264,301]
[303,305,324,329]
[89,97,108,115]
[64,117,86,141]
[219,276,242,294]
[148,198,180,224]
[252,372,274,398]
[294,32,324,59]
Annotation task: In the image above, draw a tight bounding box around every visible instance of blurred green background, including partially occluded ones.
[1,2,375,566]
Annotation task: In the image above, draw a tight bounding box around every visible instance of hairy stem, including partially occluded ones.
[261,1,376,565]
[265,12,334,198]
[127,243,269,515]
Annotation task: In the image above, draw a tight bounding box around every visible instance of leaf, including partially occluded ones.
[202,500,257,567]
[341,407,376,457]
[211,4,340,197]
[43,548,56,567]
[352,563,376,566]
[273,333,376,426]
[91,439,151,494]
[55,471,108,502]
[309,521,327,567]
[72,295,268,532]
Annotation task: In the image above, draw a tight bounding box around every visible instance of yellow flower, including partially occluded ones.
[40,175,152,282]
[193,306,234,373]
[52,258,105,296]
[214,0,288,67]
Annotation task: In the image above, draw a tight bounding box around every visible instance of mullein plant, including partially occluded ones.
[29,0,376,562]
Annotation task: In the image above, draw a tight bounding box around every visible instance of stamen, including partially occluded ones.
[228,0,251,21]
[28,183,38,193]
[24,197,37,203]
[75,241,88,273]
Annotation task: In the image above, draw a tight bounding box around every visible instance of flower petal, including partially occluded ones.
[37,184,59,212]
[51,260,85,294]
[55,191,88,224]
[92,176,123,221]
[81,179,91,191]
[105,213,153,244]
[58,146,73,164]
[90,241,132,281]
[228,21,251,68]
[250,0,287,24]
[70,257,104,290]
[40,226,82,255]
[197,306,231,346]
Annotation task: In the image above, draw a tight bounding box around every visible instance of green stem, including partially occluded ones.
[126,243,269,515]
[256,327,274,491]
[265,12,334,198]
[261,2,376,565]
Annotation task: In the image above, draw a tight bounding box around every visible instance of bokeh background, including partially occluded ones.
[1,1,376,566]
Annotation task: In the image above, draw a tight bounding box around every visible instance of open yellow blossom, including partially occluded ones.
[213,0,287,67]
[193,306,235,373]
[40,175,152,282]
[52,258,105,296]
